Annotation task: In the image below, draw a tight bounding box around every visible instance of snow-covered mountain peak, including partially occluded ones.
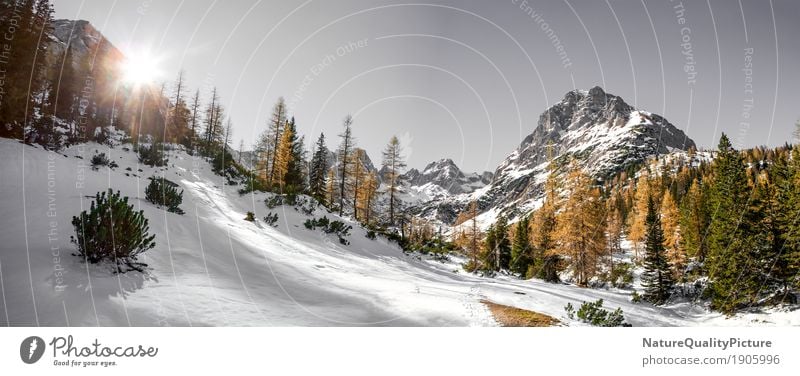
[409,87,696,225]
[404,158,491,196]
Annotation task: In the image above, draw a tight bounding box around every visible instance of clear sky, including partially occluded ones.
[52,0,800,173]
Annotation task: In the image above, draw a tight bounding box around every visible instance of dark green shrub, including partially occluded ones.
[211,149,239,178]
[91,152,110,169]
[266,195,283,209]
[564,302,575,319]
[570,299,630,327]
[366,230,376,240]
[264,212,279,227]
[304,216,351,245]
[265,194,300,209]
[609,262,635,288]
[245,211,255,222]
[138,143,167,167]
[145,177,184,214]
[70,189,155,271]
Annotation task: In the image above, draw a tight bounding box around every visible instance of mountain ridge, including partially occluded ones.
[408,86,697,226]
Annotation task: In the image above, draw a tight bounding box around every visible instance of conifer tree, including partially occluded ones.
[325,167,338,209]
[309,133,329,202]
[679,179,709,260]
[483,215,510,272]
[203,87,224,147]
[779,147,800,289]
[553,162,606,286]
[189,89,201,147]
[266,97,287,185]
[510,215,532,276]
[641,196,674,305]
[605,195,624,272]
[168,70,191,145]
[628,172,652,260]
[382,136,407,226]
[273,121,294,191]
[661,190,685,279]
[348,149,368,220]
[285,118,306,192]
[0,0,53,139]
[55,45,79,138]
[530,152,560,282]
[706,133,761,313]
[455,201,482,272]
[337,115,355,216]
[358,171,379,225]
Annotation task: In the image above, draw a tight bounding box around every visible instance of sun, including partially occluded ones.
[120,51,162,85]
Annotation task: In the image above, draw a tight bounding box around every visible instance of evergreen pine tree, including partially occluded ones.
[641,196,674,305]
[284,117,306,192]
[706,133,761,313]
[679,179,710,260]
[510,215,532,276]
[530,151,561,282]
[308,133,329,202]
[381,136,407,226]
[0,0,52,139]
[481,216,510,272]
[55,45,79,138]
[781,147,800,289]
[336,115,355,216]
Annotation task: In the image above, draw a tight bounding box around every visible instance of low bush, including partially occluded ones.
[304,216,352,245]
[244,211,255,222]
[138,143,167,167]
[608,262,634,288]
[265,194,299,209]
[145,177,184,214]
[91,153,109,169]
[263,212,278,227]
[564,299,630,327]
[70,189,155,272]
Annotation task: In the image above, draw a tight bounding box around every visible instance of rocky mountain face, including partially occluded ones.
[48,19,124,82]
[51,20,122,59]
[410,86,696,225]
[46,19,174,140]
[403,159,492,195]
[328,148,378,175]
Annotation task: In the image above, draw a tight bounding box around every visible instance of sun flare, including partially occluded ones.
[120,51,161,85]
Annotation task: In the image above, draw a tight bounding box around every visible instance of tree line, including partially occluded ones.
[449,133,799,314]
[254,100,410,230]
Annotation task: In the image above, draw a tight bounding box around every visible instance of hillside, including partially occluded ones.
[1,137,795,326]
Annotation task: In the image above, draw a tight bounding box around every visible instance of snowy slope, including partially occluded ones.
[0,138,793,327]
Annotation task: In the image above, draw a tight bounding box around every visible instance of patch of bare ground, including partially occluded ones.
[481,300,560,327]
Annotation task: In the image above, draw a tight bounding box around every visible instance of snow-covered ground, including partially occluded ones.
[0,138,795,326]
